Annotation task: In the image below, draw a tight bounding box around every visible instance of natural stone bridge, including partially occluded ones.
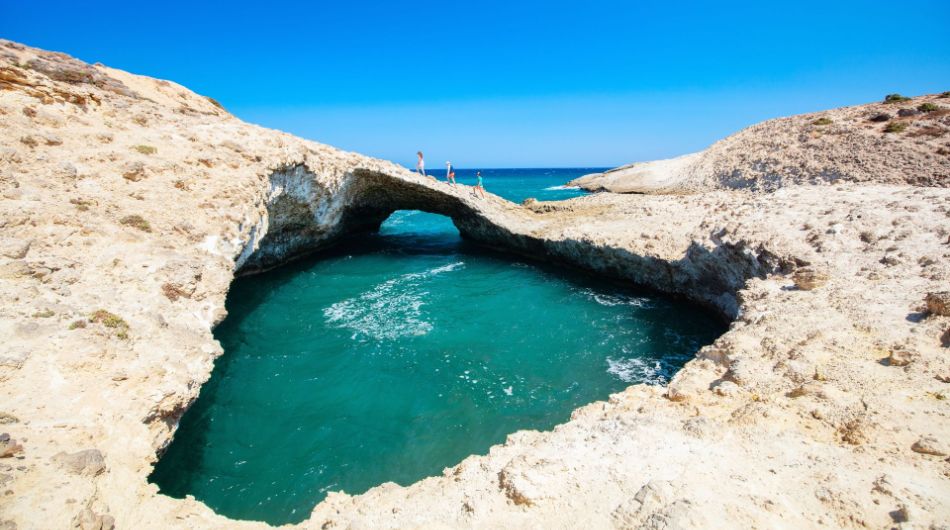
[233,162,776,320]
[236,164,540,274]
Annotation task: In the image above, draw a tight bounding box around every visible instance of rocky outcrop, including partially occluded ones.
[1,40,949,530]
[571,93,950,193]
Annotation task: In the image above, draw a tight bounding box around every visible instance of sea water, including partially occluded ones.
[150,168,724,524]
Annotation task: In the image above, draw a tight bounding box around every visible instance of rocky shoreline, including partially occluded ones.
[1,41,948,529]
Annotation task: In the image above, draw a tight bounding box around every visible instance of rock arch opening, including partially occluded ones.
[236,165,514,275]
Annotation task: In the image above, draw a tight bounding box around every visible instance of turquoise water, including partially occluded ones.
[150,168,724,524]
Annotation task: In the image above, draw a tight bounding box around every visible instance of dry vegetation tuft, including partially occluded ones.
[132,144,156,155]
[120,214,151,232]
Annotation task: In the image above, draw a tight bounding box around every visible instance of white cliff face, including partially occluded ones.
[235,164,337,272]
[1,40,949,530]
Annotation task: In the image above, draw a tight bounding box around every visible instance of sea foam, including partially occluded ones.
[578,288,653,308]
[606,357,668,385]
[323,262,464,341]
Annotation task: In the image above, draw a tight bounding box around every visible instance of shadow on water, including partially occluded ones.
[150,210,726,525]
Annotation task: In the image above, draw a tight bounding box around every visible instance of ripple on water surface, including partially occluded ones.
[151,170,725,525]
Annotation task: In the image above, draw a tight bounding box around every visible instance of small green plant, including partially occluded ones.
[68,319,87,330]
[120,214,151,232]
[940,91,950,98]
[811,117,833,126]
[884,122,907,133]
[89,309,129,340]
[89,310,129,339]
[32,309,55,318]
[917,102,939,113]
[884,93,911,103]
[132,144,156,155]
[90,310,127,329]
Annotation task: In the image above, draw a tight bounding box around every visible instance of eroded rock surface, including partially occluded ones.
[570,94,950,193]
[1,40,949,529]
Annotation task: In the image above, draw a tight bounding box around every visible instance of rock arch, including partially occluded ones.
[236,164,534,274]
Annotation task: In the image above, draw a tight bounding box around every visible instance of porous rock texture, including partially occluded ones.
[1,41,949,529]
[570,93,950,194]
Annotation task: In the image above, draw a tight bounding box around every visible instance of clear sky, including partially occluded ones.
[2,0,949,167]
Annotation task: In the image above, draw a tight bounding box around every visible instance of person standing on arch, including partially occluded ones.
[474,170,486,198]
[445,161,456,186]
[416,151,426,177]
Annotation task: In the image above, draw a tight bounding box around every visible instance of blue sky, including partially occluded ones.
[2,0,949,167]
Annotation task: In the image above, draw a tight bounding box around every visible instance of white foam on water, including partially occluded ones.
[543,185,581,191]
[578,288,653,308]
[380,210,419,228]
[606,357,667,385]
[323,262,464,341]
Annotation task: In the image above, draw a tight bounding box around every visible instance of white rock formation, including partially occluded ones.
[571,94,950,193]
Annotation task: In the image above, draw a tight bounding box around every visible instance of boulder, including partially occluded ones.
[911,436,947,457]
[0,238,31,259]
[53,449,106,476]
